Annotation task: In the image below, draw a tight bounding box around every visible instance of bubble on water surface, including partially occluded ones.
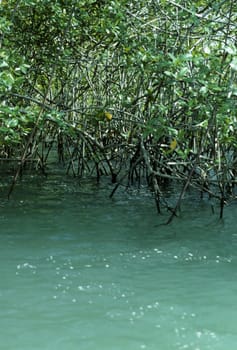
[17,262,36,269]
[154,248,163,253]
[16,262,37,275]
[78,286,85,291]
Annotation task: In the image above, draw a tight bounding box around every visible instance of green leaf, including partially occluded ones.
[230,57,237,71]
[0,60,9,68]
[6,119,19,128]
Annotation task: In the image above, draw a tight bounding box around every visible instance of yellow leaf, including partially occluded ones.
[104,112,112,121]
[170,139,177,151]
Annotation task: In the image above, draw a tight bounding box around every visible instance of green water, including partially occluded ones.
[1,176,237,350]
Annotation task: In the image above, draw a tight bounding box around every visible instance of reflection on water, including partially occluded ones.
[0,176,237,349]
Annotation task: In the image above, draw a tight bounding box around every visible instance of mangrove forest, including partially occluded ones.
[1,0,237,221]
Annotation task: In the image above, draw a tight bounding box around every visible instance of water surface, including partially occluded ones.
[0,176,237,349]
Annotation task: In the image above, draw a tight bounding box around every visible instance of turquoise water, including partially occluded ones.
[1,176,237,349]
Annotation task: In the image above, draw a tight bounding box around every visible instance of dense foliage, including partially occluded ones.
[1,0,237,220]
